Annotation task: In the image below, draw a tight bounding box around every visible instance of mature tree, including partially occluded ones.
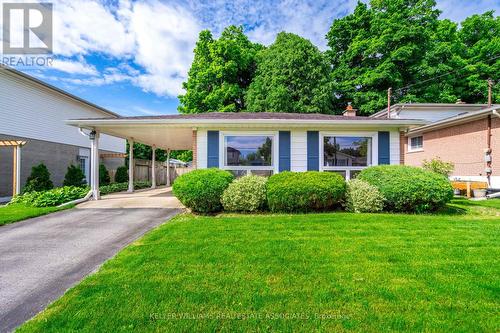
[126,142,192,164]
[326,0,441,115]
[457,12,500,103]
[246,32,332,113]
[178,25,263,113]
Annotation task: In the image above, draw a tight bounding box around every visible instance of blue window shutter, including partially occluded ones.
[207,131,219,168]
[307,131,319,171]
[378,131,390,165]
[279,131,291,172]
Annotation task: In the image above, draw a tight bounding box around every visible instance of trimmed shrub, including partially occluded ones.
[12,186,88,207]
[422,157,454,177]
[358,165,454,213]
[266,171,346,213]
[173,168,234,213]
[114,166,129,183]
[345,179,384,213]
[99,164,110,185]
[63,165,86,187]
[23,163,53,193]
[99,181,151,195]
[221,175,267,212]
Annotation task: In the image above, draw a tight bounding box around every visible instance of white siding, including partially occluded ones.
[197,129,207,169]
[390,130,400,165]
[290,130,307,172]
[0,71,125,152]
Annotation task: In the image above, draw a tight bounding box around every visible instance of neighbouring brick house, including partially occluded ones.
[0,66,125,200]
[372,103,500,188]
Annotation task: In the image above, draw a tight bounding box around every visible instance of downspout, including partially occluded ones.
[486,110,499,198]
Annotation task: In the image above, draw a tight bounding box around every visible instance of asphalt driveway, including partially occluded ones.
[0,190,182,332]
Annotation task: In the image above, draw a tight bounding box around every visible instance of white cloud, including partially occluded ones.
[51,58,98,75]
[127,1,200,96]
[184,0,359,50]
[1,0,200,97]
[51,0,135,56]
[3,0,496,100]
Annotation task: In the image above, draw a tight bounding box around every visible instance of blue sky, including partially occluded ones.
[2,0,499,116]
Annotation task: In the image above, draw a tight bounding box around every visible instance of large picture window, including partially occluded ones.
[322,135,373,179]
[223,134,275,176]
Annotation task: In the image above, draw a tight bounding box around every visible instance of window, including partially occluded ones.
[322,135,373,179]
[409,136,423,152]
[223,134,275,176]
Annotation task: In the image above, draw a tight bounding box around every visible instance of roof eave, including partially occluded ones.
[66,118,428,128]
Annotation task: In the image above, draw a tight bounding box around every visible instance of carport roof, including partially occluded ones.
[67,112,427,151]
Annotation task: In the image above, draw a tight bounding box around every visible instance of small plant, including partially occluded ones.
[12,186,89,207]
[422,157,454,177]
[222,175,267,212]
[358,165,454,213]
[114,166,129,183]
[266,171,346,213]
[63,165,86,187]
[99,164,111,185]
[345,179,384,213]
[23,163,53,193]
[173,168,234,213]
[99,181,151,195]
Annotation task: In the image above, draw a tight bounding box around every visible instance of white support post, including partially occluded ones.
[90,131,100,200]
[151,145,156,189]
[128,139,134,192]
[166,149,171,187]
[15,145,21,195]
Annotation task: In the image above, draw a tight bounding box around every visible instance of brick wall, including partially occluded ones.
[404,117,500,178]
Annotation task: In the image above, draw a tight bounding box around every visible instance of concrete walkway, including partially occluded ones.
[0,187,183,332]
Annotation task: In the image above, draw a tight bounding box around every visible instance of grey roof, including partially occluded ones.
[73,112,418,121]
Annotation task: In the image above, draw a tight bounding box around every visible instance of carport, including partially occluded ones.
[68,117,195,200]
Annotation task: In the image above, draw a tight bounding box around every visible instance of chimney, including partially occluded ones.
[343,102,357,117]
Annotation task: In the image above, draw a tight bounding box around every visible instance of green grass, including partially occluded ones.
[0,203,71,226]
[18,199,500,332]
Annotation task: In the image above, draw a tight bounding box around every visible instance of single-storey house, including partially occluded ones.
[67,106,426,199]
[0,66,125,200]
[371,103,500,188]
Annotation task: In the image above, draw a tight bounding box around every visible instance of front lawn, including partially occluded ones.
[19,199,500,332]
[0,203,70,226]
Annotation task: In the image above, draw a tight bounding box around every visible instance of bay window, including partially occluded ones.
[321,134,375,179]
[223,134,275,176]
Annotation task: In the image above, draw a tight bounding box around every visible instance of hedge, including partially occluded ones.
[358,165,454,213]
[266,171,346,212]
[173,168,234,213]
[345,179,384,213]
[221,175,267,212]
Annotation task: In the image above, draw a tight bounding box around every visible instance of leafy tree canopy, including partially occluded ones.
[246,32,332,113]
[326,0,499,114]
[127,142,192,163]
[178,25,263,113]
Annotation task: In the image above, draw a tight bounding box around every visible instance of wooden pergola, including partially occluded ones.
[0,140,27,196]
